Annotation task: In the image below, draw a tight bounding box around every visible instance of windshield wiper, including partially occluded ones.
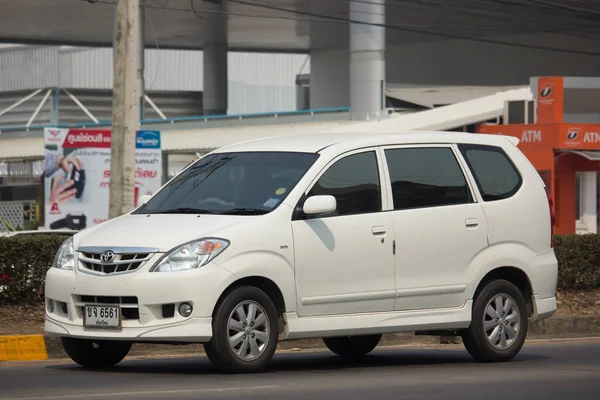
[151,207,215,214]
[223,208,269,215]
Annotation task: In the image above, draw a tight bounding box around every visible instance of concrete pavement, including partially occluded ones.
[1,339,599,400]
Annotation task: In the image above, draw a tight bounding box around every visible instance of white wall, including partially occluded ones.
[228,52,308,114]
[0,46,309,115]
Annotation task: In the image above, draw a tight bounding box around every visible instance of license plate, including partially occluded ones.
[83,305,121,329]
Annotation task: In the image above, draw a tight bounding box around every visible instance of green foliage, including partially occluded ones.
[554,234,600,291]
[0,234,70,304]
[0,233,598,305]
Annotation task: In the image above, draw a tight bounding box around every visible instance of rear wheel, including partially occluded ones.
[204,286,279,373]
[462,279,528,362]
[61,337,131,368]
[323,334,382,358]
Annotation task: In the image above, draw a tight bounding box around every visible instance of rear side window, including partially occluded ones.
[458,144,522,201]
[308,151,381,216]
[384,147,472,210]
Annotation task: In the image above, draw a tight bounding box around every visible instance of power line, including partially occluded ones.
[190,0,205,20]
[388,0,600,41]
[86,0,600,56]
[522,0,600,19]
[91,0,556,32]
[227,0,600,56]
[91,0,600,35]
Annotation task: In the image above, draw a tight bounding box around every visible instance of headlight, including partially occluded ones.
[151,238,229,272]
[53,237,75,270]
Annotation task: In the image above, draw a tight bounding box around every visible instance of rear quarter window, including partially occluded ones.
[458,144,522,202]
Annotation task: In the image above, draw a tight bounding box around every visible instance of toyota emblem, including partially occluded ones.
[100,250,116,263]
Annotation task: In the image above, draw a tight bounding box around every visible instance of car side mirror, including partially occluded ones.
[138,194,152,206]
[303,195,337,216]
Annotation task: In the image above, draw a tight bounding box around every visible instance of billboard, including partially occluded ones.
[43,128,162,231]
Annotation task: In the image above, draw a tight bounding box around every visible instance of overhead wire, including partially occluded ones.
[392,0,600,32]
[90,0,600,35]
[226,0,600,56]
[85,0,600,56]
[521,0,600,18]
[385,0,600,40]
[190,0,206,20]
[391,0,598,30]
[90,0,552,32]
[142,0,162,92]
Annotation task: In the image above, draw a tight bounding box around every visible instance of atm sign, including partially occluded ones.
[521,130,542,143]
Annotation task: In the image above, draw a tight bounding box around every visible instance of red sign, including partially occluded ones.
[62,129,112,148]
[537,77,563,124]
[559,125,600,149]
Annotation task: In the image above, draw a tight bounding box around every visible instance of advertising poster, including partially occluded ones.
[43,128,162,231]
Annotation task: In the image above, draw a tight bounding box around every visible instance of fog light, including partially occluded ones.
[178,302,193,317]
[48,299,55,313]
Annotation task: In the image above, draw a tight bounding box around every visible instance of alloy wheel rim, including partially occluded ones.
[227,300,270,361]
[483,293,521,350]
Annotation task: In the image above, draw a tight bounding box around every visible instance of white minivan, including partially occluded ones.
[45,131,558,372]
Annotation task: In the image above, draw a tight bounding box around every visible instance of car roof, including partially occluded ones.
[213,131,517,154]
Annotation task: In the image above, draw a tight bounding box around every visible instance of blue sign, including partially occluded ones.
[135,130,161,149]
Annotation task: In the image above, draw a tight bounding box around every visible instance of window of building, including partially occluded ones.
[384,147,472,210]
[458,144,522,201]
[307,151,381,216]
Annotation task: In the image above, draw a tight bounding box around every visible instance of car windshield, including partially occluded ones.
[136,151,319,215]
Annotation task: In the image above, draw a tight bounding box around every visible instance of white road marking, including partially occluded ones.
[0,385,280,400]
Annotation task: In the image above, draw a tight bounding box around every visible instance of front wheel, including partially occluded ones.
[204,286,279,373]
[61,337,131,368]
[323,334,382,358]
[462,279,528,362]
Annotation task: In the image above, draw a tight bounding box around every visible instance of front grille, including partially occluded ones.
[76,295,140,320]
[80,295,138,305]
[79,251,154,274]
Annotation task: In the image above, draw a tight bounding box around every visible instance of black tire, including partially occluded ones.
[323,334,382,358]
[204,286,279,373]
[61,337,131,368]
[462,279,528,362]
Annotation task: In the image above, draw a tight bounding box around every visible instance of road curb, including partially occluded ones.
[0,334,48,361]
[2,315,600,361]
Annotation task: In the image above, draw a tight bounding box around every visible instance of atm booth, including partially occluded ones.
[477,76,600,235]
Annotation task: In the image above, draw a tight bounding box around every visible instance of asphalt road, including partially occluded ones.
[1,339,599,400]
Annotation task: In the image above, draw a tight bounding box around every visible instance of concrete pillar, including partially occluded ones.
[203,1,228,116]
[555,170,576,235]
[349,0,386,121]
[581,171,597,233]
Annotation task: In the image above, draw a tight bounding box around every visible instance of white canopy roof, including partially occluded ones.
[386,85,527,108]
[325,87,533,134]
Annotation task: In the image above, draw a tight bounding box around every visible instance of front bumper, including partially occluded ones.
[44,255,237,342]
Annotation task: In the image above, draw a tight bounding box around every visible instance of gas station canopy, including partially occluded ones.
[2,0,600,52]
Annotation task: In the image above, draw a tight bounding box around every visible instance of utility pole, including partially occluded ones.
[109,0,140,219]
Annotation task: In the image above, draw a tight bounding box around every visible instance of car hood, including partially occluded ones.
[75,213,259,252]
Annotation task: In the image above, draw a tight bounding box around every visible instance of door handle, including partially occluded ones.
[372,226,386,235]
[465,218,479,228]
